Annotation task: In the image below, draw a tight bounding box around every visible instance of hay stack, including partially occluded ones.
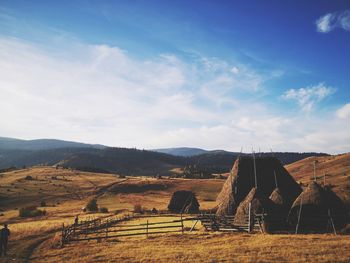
[288,182,348,231]
[168,190,200,213]
[323,186,348,228]
[216,156,301,216]
[233,187,274,225]
[267,187,292,231]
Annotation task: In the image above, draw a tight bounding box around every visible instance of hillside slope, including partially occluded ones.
[285,153,350,204]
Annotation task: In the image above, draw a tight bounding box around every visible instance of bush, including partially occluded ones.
[99,207,108,213]
[133,204,144,214]
[19,206,46,218]
[86,199,98,212]
[40,200,46,207]
[25,175,33,180]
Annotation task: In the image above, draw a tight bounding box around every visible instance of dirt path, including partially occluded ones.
[3,228,58,263]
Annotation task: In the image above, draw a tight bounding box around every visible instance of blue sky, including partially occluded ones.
[0,0,350,153]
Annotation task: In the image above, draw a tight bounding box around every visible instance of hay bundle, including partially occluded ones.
[288,182,348,231]
[168,190,200,213]
[268,188,292,231]
[270,188,284,205]
[323,186,348,228]
[216,156,301,216]
[233,187,274,225]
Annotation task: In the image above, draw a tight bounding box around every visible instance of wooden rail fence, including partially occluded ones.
[61,214,197,246]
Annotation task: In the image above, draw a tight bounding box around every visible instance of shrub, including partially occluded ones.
[99,207,108,213]
[25,175,33,180]
[133,204,144,214]
[40,200,46,207]
[19,206,46,218]
[86,199,98,212]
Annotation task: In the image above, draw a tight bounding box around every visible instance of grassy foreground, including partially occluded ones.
[30,231,350,263]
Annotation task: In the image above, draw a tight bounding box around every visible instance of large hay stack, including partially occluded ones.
[288,182,348,232]
[216,156,301,216]
[168,190,200,213]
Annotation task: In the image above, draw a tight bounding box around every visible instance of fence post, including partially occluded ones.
[146,220,149,238]
[181,213,184,234]
[61,223,65,247]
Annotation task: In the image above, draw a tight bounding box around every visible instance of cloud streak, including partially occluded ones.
[316,10,350,33]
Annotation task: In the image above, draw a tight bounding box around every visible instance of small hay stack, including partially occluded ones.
[168,190,200,214]
[323,186,348,228]
[269,187,290,212]
[268,188,292,231]
[288,181,348,232]
[233,187,275,226]
[216,156,301,216]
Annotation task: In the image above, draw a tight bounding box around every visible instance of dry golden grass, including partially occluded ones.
[31,231,350,263]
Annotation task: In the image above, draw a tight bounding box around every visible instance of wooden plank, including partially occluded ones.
[70,230,183,241]
[74,224,182,235]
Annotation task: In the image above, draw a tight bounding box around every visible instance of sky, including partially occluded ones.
[0,0,350,153]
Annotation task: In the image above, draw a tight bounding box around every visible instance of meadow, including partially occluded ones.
[0,164,349,262]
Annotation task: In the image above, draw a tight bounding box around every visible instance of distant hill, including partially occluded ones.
[58,147,187,176]
[0,137,105,151]
[152,147,209,156]
[152,147,235,157]
[0,136,330,176]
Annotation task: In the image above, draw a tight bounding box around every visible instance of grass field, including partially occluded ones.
[31,231,350,263]
[0,162,349,262]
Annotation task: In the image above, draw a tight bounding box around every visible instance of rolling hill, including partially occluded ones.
[285,153,350,204]
[0,137,105,150]
[0,136,330,176]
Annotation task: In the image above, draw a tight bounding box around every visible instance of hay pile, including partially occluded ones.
[288,182,348,231]
[234,187,275,225]
[216,156,301,216]
[168,190,200,213]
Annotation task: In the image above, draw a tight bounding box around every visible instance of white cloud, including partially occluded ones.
[336,103,350,119]
[316,10,350,33]
[282,83,334,112]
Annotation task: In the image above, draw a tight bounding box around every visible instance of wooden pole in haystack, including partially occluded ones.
[295,197,303,234]
[274,170,278,189]
[328,209,337,235]
[252,150,258,189]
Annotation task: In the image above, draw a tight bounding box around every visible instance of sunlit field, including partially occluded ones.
[1,166,349,262]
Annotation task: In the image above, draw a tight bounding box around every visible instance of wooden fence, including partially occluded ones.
[199,203,261,233]
[61,214,198,246]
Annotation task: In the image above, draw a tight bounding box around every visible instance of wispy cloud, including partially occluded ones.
[316,10,350,33]
[282,83,335,112]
